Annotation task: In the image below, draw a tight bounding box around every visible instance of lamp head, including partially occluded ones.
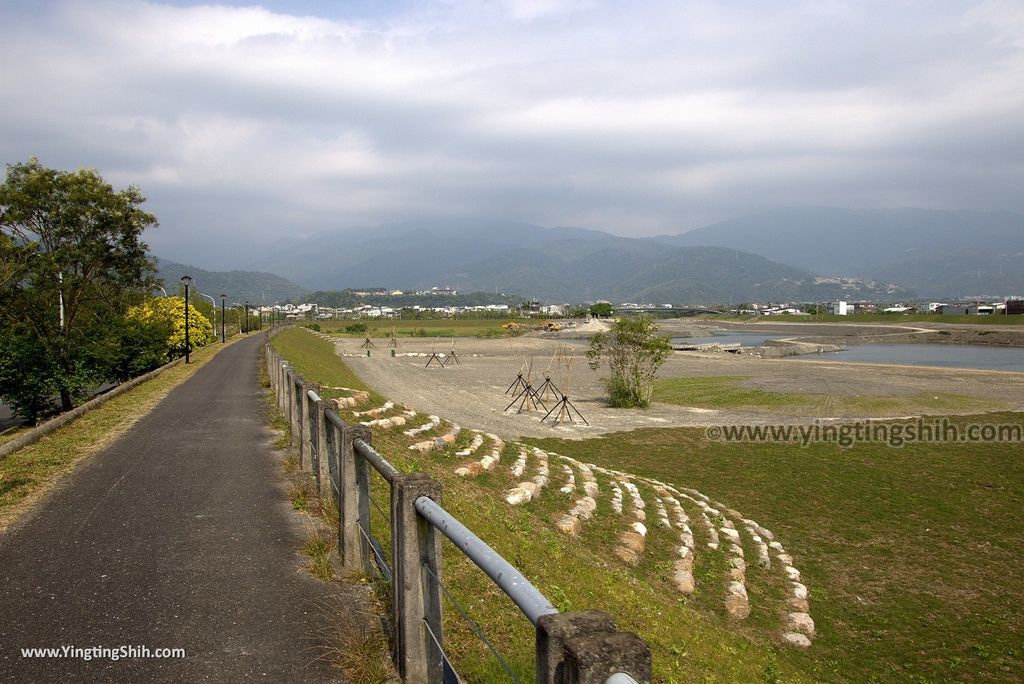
[180,275,192,287]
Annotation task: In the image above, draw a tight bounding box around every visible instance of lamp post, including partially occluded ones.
[244,302,250,333]
[220,294,226,343]
[180,275,192,364]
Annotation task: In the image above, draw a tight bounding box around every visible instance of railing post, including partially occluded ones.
[340,425,372,572]
[292,376,304,461]
[299,380,319,471]
[286,369,296,445]
[537,611,615,684]
[316,398,336,495]
[563,631,650,684]
[280,364,287,413]
[391,474,443,684]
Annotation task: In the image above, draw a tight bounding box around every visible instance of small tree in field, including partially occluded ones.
[586,316,672,408]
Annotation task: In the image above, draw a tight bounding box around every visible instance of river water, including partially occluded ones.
[673,332,1024,372]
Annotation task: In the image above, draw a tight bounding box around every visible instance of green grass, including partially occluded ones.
[270,325,810,683]
[322,318,520,338]
[271,327,380,403]
[655,376,810,409]
[530,415,1024,683]
[654,376,1006,416]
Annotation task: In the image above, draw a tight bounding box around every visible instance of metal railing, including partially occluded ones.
[264,334,651,684]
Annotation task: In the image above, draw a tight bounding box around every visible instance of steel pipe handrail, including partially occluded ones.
[325,409,346,431]
[307,389,321,403]
[414,495,558,626]
[354,438,399,483]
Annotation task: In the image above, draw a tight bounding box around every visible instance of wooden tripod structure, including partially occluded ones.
[360,337,376,349]
[541,350,588,424]
[536,347,563,402]
[505,350,529,395]
[442,338,461,366]
[505,357,546,414]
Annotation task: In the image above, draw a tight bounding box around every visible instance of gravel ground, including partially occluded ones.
[333,326,1024,442]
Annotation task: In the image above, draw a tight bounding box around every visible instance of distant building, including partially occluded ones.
[1005,299,1024,316]
[830,301,849,316]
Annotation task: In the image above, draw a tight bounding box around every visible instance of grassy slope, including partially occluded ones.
[532,418,1024,683]
[271,327,807,683]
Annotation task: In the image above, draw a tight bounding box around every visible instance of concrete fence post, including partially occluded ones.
[279,361,288,413]
[291,375,304,459]
[286,369,296,444]
[304,384,321,484]
[391,474,444,684]
[339,424,372,572]
[316,399,337,496]
[563,631,651,684]
[537,611,616,684]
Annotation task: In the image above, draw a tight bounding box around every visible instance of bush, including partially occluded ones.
[304,323,322,332]
[344,323,367,334]
[586,316,672,408]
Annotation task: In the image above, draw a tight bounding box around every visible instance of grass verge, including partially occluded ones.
[654,375,1005,416]
[531,414,1024,683]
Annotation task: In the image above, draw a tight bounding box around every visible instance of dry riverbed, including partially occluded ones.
[332,326,1024,441]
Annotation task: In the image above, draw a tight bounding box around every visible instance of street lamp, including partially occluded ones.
[244,302,250,333]
[180,275,192,364]
[220,294,226,343]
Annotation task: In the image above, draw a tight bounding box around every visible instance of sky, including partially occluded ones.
[1,0,1022,268]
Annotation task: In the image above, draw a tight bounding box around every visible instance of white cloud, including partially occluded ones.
[0,0,1021,266]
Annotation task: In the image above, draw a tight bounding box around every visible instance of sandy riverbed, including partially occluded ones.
[332,325,1024,441]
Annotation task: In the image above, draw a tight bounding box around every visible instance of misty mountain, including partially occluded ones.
[238,219,909,303]
[651,207,1024,298]
[245,218,611,291]
[154,258,308,304]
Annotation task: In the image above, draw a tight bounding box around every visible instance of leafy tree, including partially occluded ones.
[586,315,672,408]
[0,159,158,418]
[589,302,614,318]
[127,297,215,358]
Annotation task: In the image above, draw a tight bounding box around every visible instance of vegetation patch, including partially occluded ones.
[654,376,1006,415]
[531,415,1024,683]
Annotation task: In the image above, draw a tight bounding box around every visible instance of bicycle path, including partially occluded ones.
[0,334,345,682]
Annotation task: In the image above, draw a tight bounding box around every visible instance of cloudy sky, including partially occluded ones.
[1,0,1022,267]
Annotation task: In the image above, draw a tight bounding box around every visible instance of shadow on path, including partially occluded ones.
[0,335,346,682]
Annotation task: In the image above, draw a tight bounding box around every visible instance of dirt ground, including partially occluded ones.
[334,321,1024,441]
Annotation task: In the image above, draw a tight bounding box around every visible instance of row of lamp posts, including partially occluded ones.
[179,275,268,364]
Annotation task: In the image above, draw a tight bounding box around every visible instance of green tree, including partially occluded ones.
[586,315,672,408]
[589,302,614,318]
[0,159,158,419]
[127,297,215,358]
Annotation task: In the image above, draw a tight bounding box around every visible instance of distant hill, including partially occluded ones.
[650,207,1024,298]
[237,220,909,303]
[154,258,308,304]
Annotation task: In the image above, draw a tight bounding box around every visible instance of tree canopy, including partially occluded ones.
[586,315,672,408]
[0,159,160,420]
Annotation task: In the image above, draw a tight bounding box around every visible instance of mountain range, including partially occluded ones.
[154,258,308,304]
[237,217,909,303]
[157,208,1024,303]
[651,207,1024,298]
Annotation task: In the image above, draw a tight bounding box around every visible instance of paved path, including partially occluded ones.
[0,335,345,682]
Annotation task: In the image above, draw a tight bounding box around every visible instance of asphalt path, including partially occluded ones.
[0,335,345,682]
